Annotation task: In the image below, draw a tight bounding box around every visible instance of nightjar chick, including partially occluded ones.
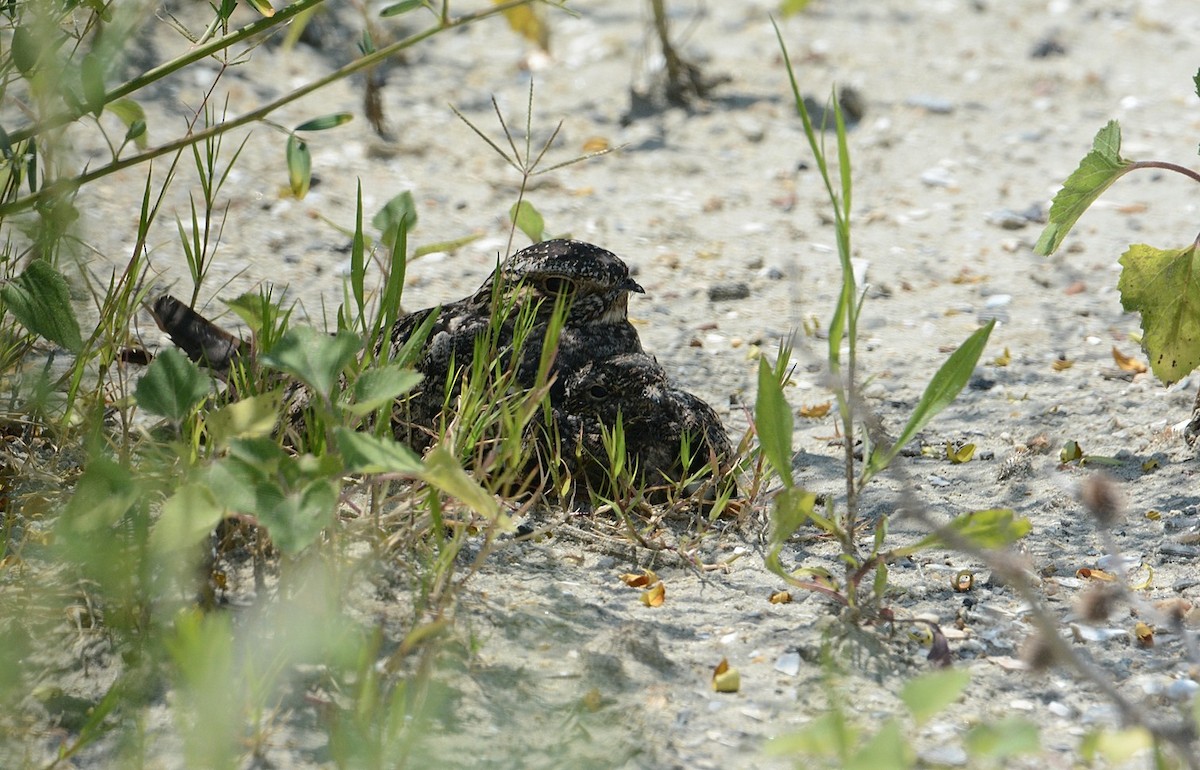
[548,352,734,496]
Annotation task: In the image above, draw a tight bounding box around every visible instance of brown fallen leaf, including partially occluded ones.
[798,402,832,418]
[1077,567,1117,582]
[1112,346,1148,374]
[1134,621,1154,648]
[620,569,658,588]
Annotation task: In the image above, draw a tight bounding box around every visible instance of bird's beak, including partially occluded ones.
[622,278,645,294]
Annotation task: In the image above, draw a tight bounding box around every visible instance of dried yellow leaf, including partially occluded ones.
[1145,509,1161,521]
[993,346,1012,366]
[768,590,793,604]
[798,401,832,418]
[712,658,740,693]
[497,1,549,49]
[946,443,976,464]
[1051,357,1074,371]
[1112,346,1148,373]
[640,581,665,607]
[582,137,610,153]
[1134,621,1154,648]
[1141,458,1160,472]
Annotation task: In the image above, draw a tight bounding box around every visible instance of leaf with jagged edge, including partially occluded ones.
[1117,243,1200,384]
[1034,121,1133,255]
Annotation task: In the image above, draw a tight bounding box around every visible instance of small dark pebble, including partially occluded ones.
[969,376,996,391]
[708,282,750,302]
[1030,36,1067,58]
[515,523,536,538]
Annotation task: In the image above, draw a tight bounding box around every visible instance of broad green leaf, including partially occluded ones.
[1117,243,1200,384]
[134,348,212,421]
[755,357,794,487]
[261,326,361,400]
[509,200,545,243]
[109,99,148,149]
[372,190,418,249]
[422,446,505,524]
[150,483,224,552]
[254,478,337,554]
[900,669,971,726]
[286,134,311,199]
[1035,121,1133,255]
[60,457,138,532]
[224,291,280,337]
[344,366,422,415]
[867,319,994,479]
[765,710,857,758]
[769,487,820,548]
[294,113,353,132]
[1,260,83,352]
[335,428,423,475]
[901,508,1031,555]
[205,391,284,447]
[81,52,106,116]
[11,26,38,76]
[846,720,913,770]
[964,717,1040,759]
[381,0,426,16]
[1081,727,1153,764]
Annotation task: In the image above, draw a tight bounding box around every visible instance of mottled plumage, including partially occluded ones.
[550,352,733,491]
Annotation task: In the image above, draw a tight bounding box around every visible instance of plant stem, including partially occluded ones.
[5,0,328,146]
[1128,160,1200,185]
[0,0,536,217]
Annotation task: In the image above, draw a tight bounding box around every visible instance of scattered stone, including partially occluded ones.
[921,166,957,188]
[708,282,750,302]
[773,651,802,677]
[905,95,955,114]
[1031,35,1067,58]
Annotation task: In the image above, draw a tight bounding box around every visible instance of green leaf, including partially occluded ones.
[1034,121,1133,255]
[381,0,427,16]
[135,348,213,421]
[846,720,913,770]
[11,26,38,76]
[335,428,423,475]
[778,0,812,17]
[261,326,361,401]
[81,52,106,117]
[224,291,280,337]
[509,200,545,242]
[61,457,138,532]
[867,319,994,479]
[255,479,337,554]
[150,483,224,552]
[245,0,275,17]
[902,508,1031,555]
[286,134,311,199]
[755,357,794,487]
[1,260,84,352]
[109,98,149,149]
[422,446,505,524]
[1117,243,1200,384]
[344,365,422,415]
[205,391,284,447]
[294,113,353,132]
[900,669,971,726]
[964,717,1040,759]
[372,190,418,249]
[765,710,857,759]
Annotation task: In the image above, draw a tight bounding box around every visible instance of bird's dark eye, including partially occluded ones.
[586,384,609,401]
[540,276,575,297]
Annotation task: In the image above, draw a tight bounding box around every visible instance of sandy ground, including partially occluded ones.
[25,0,1200,766]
